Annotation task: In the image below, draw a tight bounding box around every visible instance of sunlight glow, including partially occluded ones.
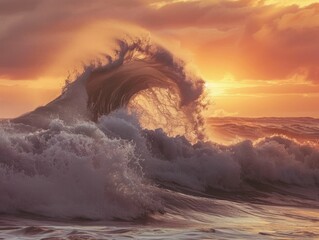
[265,0,318,7]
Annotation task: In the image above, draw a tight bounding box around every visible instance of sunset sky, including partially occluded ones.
[0,0,318,118]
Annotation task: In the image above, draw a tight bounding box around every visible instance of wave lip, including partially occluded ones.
[14,39,205,140]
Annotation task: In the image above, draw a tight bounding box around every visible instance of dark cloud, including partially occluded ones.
[0,0,40,15]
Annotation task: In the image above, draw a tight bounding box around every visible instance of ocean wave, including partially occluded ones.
[1,38,318,220]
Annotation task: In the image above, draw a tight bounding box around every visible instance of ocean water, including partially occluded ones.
[1,116,318,240]
[208,117,319,145]
[1,39,318,239]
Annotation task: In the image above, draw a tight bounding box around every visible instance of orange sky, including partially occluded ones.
[0,0,319,118]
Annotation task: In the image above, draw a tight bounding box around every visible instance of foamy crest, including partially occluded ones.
[232,137,319,186]
[1,110,319,219]
[99,111,319,191]
[0,119,161,220]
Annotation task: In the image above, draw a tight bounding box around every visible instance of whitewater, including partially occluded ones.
[0,39,318,239]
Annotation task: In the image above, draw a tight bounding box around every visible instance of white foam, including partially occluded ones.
[0,119,161,220]
[1,111,319,219]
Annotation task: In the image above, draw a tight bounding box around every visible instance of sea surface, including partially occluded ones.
[1,117,319,240]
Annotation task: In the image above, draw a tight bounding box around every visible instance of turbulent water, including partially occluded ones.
[1,39,319,239]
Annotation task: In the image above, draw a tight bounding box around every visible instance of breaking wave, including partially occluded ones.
[1,38,319,220]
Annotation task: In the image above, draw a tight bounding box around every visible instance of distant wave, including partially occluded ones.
[208,117,319,144]
[1,38,319,220]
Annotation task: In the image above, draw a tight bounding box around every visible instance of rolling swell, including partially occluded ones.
[1,38,319,220]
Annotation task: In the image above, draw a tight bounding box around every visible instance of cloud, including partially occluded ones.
[135,0,254,30]
[234,3,319,81]
[0,0,146,79]
[0,0,318,83]
[0,0,40,15]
